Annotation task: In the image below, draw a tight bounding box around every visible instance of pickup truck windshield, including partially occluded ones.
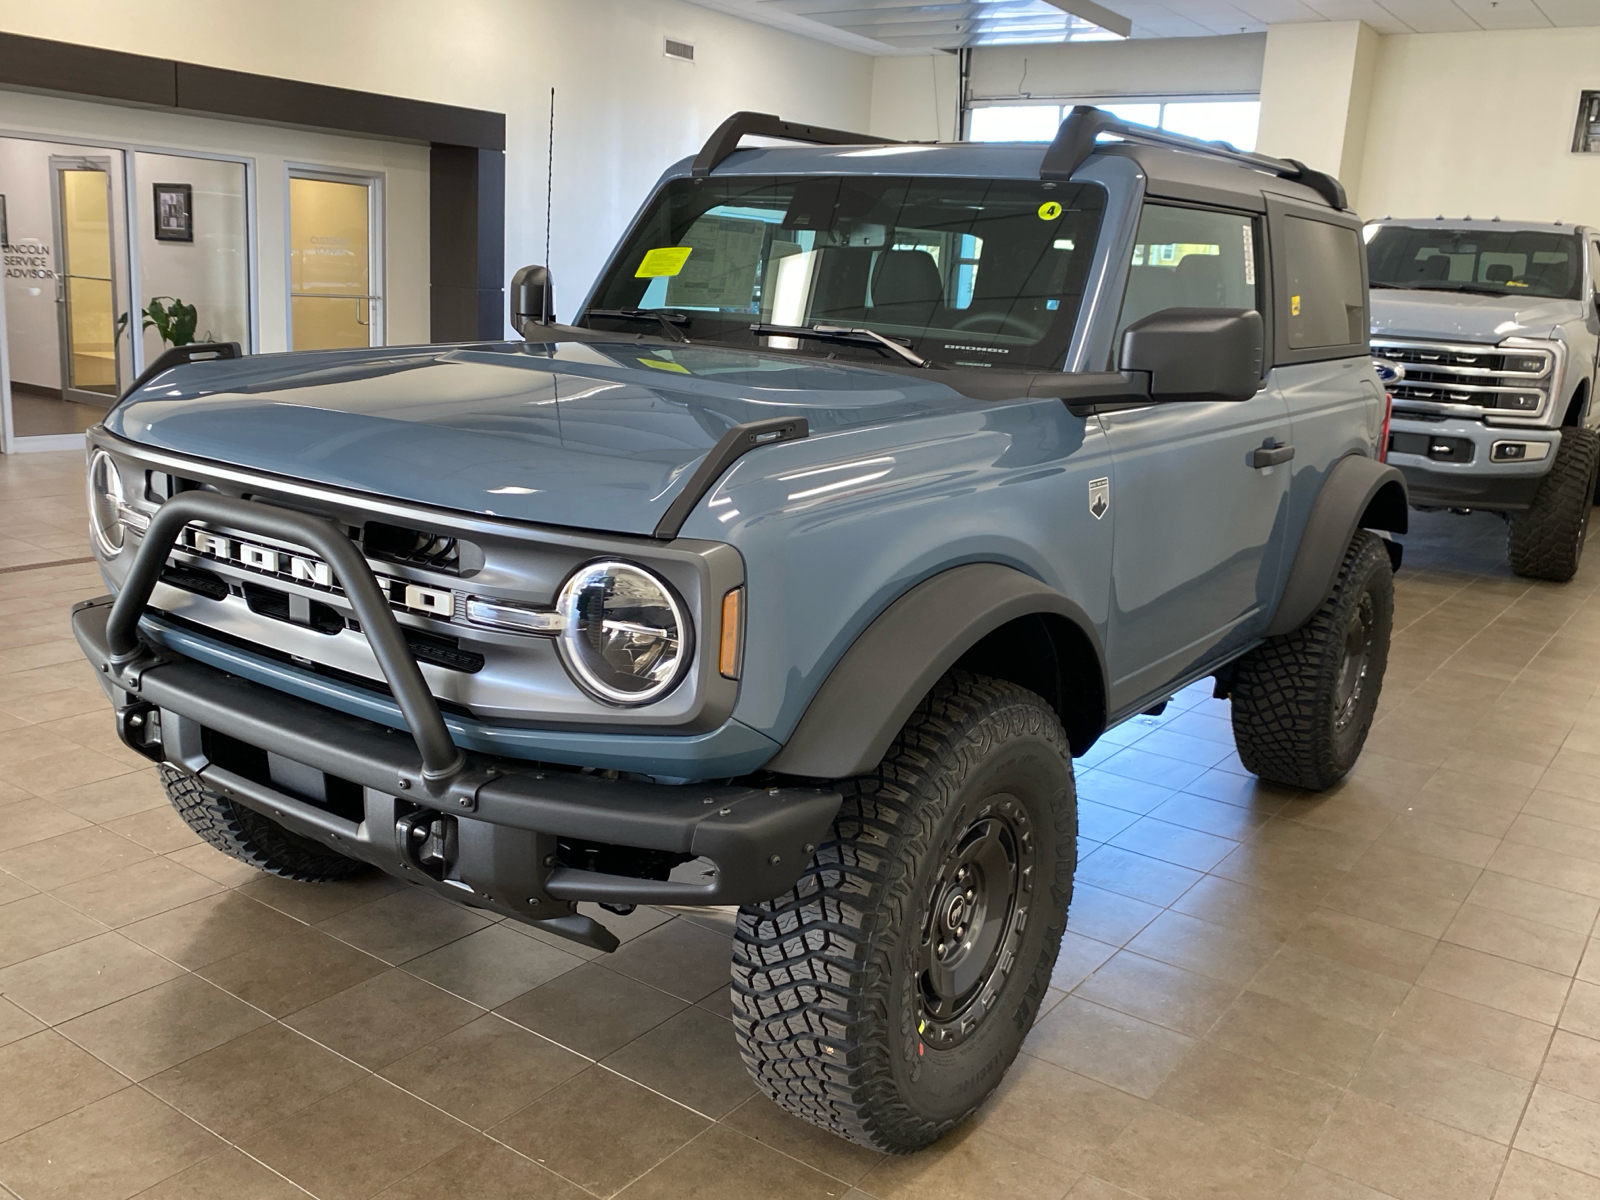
[585,175,1105,371]
[1367,226,1582,300]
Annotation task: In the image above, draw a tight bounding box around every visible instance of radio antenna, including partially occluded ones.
[545,87,555,266]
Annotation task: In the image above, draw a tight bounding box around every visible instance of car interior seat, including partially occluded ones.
[870,250,943,327]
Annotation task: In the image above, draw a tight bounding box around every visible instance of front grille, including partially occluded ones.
[1372,339,1551,416]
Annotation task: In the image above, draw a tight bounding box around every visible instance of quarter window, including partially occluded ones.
[1116,204,1260,363]
[1283,216,1364,350]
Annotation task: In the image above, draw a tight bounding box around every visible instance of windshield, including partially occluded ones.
[1367,226,1582,299]
[584,175,1106,371]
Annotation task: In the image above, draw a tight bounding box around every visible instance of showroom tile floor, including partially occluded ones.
[0,449,1598,1199]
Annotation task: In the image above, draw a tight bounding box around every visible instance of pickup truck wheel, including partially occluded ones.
[158,765,368,882]
[1229,531,1393,791]
[730,672,1076,1153]
[1508,428,1600,582]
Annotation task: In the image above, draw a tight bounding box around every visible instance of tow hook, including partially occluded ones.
[396,809,458,881]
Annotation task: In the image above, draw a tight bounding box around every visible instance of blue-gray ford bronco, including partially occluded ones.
[1369,218,1600,580]
[73,108,1406,1152]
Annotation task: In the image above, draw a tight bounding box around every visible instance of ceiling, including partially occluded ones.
[684,0,1600,48]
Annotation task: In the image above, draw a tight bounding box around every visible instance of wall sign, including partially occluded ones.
[153,182,193,242]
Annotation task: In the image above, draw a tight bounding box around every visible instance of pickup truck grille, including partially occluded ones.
[1371,339,1552,416]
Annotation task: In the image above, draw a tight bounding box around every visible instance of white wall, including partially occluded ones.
[0,0,875,326]
[870,54,961,142]
[968,34,1264,101]
[1256,22,1379,201]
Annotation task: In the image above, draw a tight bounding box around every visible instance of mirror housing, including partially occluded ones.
[510,265,555,335]
[1121,307,1264,402]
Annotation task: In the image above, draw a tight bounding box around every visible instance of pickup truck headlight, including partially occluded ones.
[88,449,127,558]
[556,561,690,705]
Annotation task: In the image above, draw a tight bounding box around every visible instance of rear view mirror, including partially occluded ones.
[1121,308,1264,402]
[511,265,555,335]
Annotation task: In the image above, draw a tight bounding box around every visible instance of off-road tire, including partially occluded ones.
[1508,428,1600,582]
[730,672,1076,1153]
[1230,531,1393,791]
[159,764,368,882]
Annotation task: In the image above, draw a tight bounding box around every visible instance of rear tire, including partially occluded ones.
[1230,531,1393,791]
[730,672,1076,1153]
[1508,427,1599,582]
[159,765,368,882]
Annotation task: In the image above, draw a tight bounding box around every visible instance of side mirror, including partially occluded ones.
[510,265,555,335]
[1121,307,1264,402]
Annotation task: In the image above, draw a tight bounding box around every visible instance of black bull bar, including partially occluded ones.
[73,491,839,952]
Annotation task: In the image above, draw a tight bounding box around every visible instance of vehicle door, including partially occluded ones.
[1265,196,1380,552]
[1099,201,1292,714]
[1586,238,1600,427]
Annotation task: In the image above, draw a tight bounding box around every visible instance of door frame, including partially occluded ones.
[49,153,123,408]
[284,165,385,350]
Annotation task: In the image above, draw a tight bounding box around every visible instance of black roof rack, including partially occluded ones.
[692,111,896,177]
[1040,105,1349,211]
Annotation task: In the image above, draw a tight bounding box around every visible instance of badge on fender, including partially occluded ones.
[1088,477,1110,520]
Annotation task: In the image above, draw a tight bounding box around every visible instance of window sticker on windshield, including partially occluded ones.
[1242,224,1255,286]
[1038,201,1063,221]
[638,356,690,373]
[636,247,693,278]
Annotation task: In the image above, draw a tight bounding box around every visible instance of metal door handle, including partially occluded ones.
[1248,441,1294,468]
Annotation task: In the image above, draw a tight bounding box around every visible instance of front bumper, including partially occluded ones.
[1388,416,1560,512]
[71,489,838,953]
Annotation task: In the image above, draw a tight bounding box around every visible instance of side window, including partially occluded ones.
[1588,241,1600,297]
[1116,203,1260,363]
[1282,216,1364,350]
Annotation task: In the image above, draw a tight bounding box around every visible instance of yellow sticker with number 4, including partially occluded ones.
[1038,201,1063,220]
[636,247,693,278]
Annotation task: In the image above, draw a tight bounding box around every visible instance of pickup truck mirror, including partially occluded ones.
[1120,307,1264,403]
[510,265,555,334]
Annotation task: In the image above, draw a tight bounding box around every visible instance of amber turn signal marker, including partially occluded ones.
[720,587,744,679]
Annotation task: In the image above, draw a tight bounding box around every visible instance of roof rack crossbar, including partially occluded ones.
[1040,105,1348,211]
[692,111,897,177]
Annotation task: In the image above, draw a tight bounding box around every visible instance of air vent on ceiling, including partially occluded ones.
[665,37,695,63]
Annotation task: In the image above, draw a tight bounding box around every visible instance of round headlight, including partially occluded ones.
[87,449,126,558]
[556,561,691,705]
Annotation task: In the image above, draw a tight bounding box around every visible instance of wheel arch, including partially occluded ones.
[1563,377,1590,427]
[1264,454,1408,638]
[764,563,1108,779]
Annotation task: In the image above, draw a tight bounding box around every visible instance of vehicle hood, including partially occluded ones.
[106,340,989,537]
[1369,289,1583,344]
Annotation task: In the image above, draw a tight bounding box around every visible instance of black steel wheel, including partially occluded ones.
[731,672,1076,1153]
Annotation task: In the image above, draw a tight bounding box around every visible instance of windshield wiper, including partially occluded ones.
[584,308,691,343]
[749,323,928,368]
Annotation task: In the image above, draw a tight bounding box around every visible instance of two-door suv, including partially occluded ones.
[73,107,1406,1152]
[1367,218,1600,581]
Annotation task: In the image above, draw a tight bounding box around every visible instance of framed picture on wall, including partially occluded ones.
[153,183,193,242]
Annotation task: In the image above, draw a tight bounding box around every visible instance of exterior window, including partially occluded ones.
[968,99,1260,152]
[1588,241,1600,297]
[1283,216,1364,350]
[1116,204,1259,362]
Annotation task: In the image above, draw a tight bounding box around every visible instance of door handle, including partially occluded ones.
[1248,440,1294,469]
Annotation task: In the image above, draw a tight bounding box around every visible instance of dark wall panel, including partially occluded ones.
[430,146,506,341]
[0,32,175,107]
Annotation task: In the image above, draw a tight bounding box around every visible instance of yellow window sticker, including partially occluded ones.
[638,357,690,374]
[1038,201,1063,221]
[1290,295,1301,316]
[635,247,693,278]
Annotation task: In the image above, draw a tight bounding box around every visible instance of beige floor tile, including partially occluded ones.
[1022,996,1195,1098]
[238,1074,474,1200]
[120,892,304,970]
[127,1147,310,1200]
[723,1093,884,1184]
[0,996,44,1050]
[602,917,734,1003]
[314,886,493,965]
[1124,909,1281,985]
[0,825,152,890]
[1344,842,1484,903]
[284,968,480,1069]
[0,1029,128,1142]
[1051,929,1118,991]
[402,922,585,1007]
[380,1014,586,1128]
[1581,938,1600,984]
[1085,1103,1297,1200]
[144,1022,367,1140]
[1464,871,1600,935]
[1351,1032,1533,1144]
[1169,873,1319,941]
[51,856,223,928]
[2,798,90,848]
[0,892,107,969]
[1206,988,1380,1086]
[1073,950,1242,1037]
[1149,791,1276,839]
[372,1136,587,1200]
[1153,1040,1342,1155]
[1514,1085,1600,1178]
[1418,942,1573,1024]
[601,1006,756,1118]
[860,1123,1077,1200]
[0,1086,223,1200]
[971,1055,1146,1173]
[489,1065,711,1197]
[1559,980,1600,1038]
[1288,907,1439,983]
[1319,874,1463,938]
[1306,1092,1506,1200]
[163,842,270,888]
[1280,1162,1399,1198]
[1248,945,1412,1029]
[0,931,184,1024]
[1488,838,1600,899]
[620,1124,848,1200]
[1494,1149,1600,1199]
[234,870,402,923]
[496,961,687,1060]
[1387,986,1554,1081]
[1378,814,1503,869]
[196,923,389,1017]
[1072,845,1202,908]
[1064,883,1164,946]
[1538,1030,1600,1105]
[0,867,36,906]
[1443,904,1589,976]
[58,974,269,1080]
[102,805,201,854]
[1284,794,1399,840]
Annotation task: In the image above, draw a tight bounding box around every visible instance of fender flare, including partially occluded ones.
[1264,454,1408,638]
[765,564,1107,779]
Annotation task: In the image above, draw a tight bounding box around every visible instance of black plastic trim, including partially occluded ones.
[121,342,241,402]
[691,111,894,177]
[653,417,809,539]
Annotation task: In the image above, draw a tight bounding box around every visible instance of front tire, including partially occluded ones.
[1508,427,1599,582]
[730,673,1076,1153]
[159,765,368,882]
[1230,531,1394,791]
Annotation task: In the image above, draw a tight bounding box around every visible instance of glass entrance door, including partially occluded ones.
[288,174,381,349]
[53,156,123,404]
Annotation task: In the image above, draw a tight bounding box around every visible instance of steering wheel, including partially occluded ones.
[951,311,1048,341]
